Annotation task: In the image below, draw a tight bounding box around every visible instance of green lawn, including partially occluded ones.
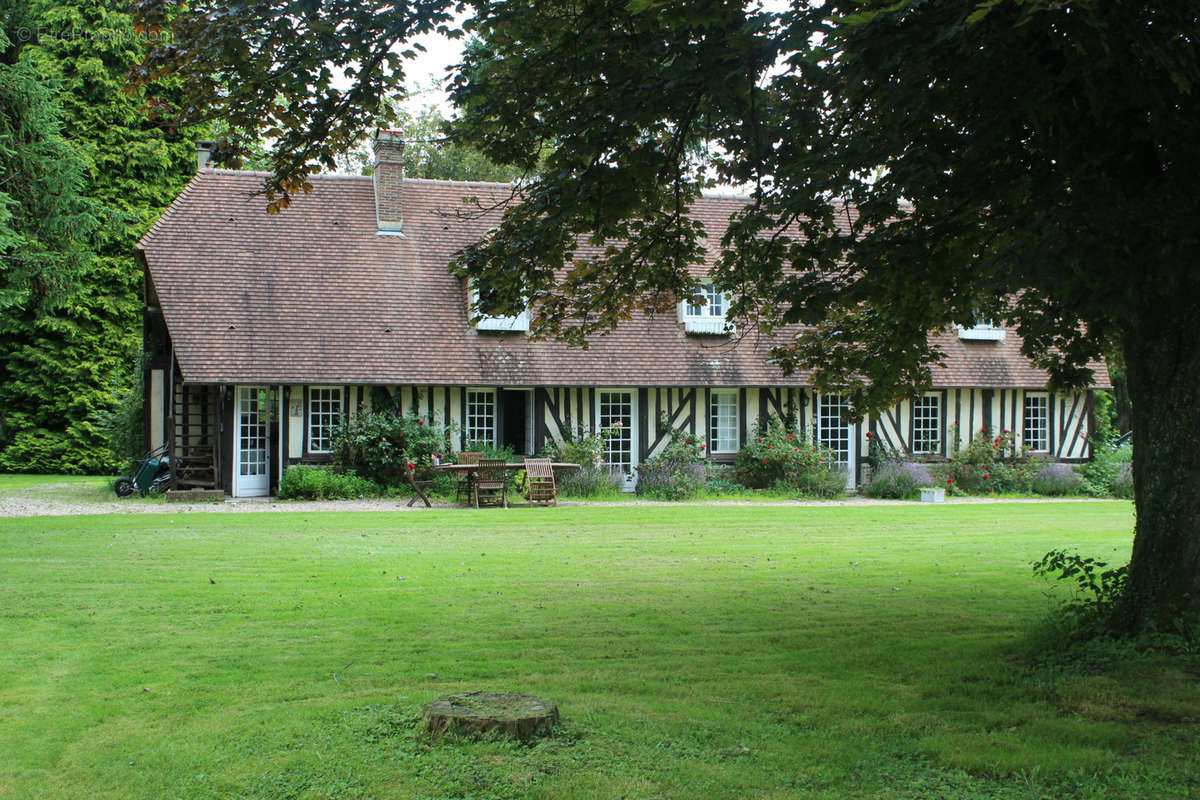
[2,502,1196,799]
[0,473,114,490]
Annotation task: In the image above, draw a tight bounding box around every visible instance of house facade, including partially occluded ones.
[136,134,1105,497]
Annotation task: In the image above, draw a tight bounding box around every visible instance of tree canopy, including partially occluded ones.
[136,0,1200,631]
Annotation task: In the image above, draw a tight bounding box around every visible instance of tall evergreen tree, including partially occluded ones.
[0,17,104,467]
[0,1,197,473]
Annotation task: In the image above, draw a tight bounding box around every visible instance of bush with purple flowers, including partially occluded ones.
[1031,461,1085,496]
[865,461,933,499]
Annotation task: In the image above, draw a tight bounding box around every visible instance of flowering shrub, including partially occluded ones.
[793,465,851,498]
[938,426,1036,494]
[733,423,806,488]
[331,412,451,484]
[865,461,933,499]
[636,418,707,500]
[732,421,845,496]
[558,464,625,497]
[1032,461,1085,496]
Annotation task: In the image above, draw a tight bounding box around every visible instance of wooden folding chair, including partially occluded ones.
[455,451,482,504]
[473,458,508,508]
[523,457,557,506]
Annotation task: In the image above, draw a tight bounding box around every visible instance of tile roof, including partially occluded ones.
[137,169,1108,389]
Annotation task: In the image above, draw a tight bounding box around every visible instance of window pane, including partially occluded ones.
[598,391,633,473]
[308,387,342,453]
[466,390,496,446]
[1023,394,1049,452]
[818,394,851,466]
[710,391,739,453]
[911,395,941,454]
[685,284,728,318]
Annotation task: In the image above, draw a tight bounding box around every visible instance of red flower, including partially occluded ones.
[758,437,764,442]
[819,457,825,462]
[983,473,990,479]
[417,419,424,425]
[954,419,959,425]
[613,421,622,427]
[787,433,795,440]
[407,461,415,470]
[794,447,799,452]
[994,438,1000,446]
[700,444,706,450]
[866,431,873,438]
[761,458,768,465]
[947,478,954,484]
[767,445,772,450]
[988,487,994,493]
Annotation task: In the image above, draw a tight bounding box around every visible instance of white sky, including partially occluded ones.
[398,26,467,113]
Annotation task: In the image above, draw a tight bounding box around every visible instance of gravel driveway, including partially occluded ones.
[0,480,1124,518]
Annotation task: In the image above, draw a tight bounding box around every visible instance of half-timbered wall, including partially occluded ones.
[863,388,1091,469]
[275,384,1095,482]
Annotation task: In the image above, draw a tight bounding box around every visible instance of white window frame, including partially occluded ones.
[911,394,941,455]
[709,390,739,454]
[680,283,734,335]
[465,388,497,447]
[469,284,530,332]
[1023,392,1050,453]
[307,386,343,454]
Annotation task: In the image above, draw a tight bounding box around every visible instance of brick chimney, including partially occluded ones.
[196,140,217,171]
[372,129,405,234]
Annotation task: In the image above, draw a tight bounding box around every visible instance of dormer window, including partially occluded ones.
[469,284,529,332]
[681,284,734,335]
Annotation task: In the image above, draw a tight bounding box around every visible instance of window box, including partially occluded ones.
[956,323,1005,341]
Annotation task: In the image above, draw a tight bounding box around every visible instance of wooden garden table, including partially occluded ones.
[434,462,580,506]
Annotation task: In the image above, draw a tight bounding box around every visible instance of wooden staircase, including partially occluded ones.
[169,384,220,490]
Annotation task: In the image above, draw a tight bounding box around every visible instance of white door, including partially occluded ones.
[234,386,270,497]
[817,393,856,490]
[596,389,638,491]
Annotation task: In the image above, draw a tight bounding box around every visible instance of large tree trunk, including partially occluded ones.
[1118,291,1200,632]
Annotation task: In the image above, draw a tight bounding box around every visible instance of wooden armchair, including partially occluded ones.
[473,458,509,508]
[455,452,482,504]
[524,457,557,506]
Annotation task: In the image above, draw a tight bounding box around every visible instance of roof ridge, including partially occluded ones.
[205,168,370,181]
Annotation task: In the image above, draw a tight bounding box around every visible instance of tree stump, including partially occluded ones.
[422,691,558,741]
